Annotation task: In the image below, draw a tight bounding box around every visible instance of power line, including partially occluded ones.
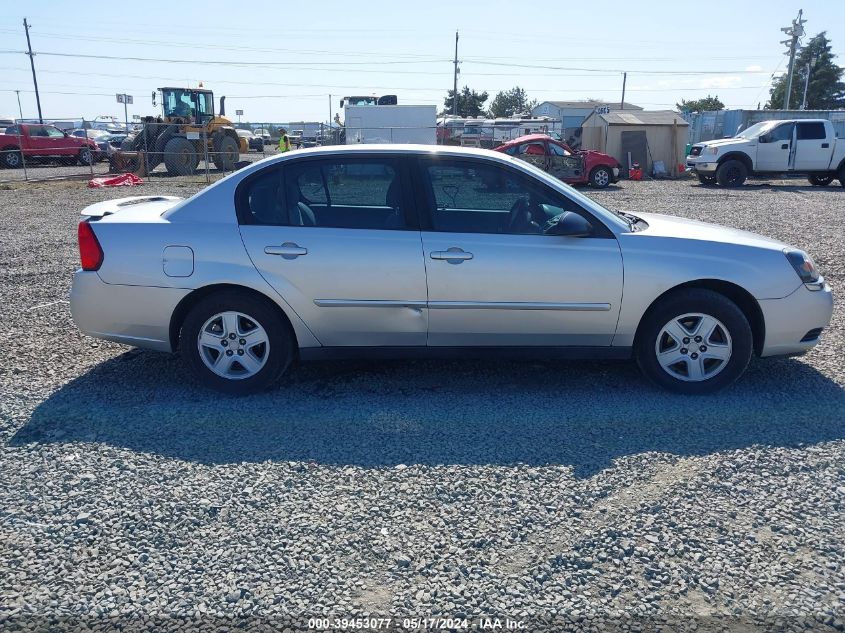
[31,50,449,67]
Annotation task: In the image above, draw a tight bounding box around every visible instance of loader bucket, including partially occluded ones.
[109,150,148,178]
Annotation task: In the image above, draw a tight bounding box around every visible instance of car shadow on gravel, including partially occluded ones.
[13,350,845,478]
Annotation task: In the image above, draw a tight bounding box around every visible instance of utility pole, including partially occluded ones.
[452,30,459,116]
[780,9,806,110]
[800,55,816,110]
[23,18,43,123]
[14,90,23,121]
[620,72,627,110]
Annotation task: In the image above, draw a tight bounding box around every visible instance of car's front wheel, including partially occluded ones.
[589,165,612,188]
[77,147,94,166]
[635,289,752,394]
[716,159,747,187]
[180,291,293,394]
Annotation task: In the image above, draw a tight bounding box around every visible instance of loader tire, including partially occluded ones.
[212,133,239,172]
[163,137,198,176]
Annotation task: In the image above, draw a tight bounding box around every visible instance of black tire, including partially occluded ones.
[716,159,747,187]
[163,136,198,176]
[2,147,22,169]
[697,173,717,185]
[808,174,833,187]
[589,165,612,188]
[180,291,294,395]
[635,289,753,395]
[837,165,845,188]
[212,133,239,171]
[77,147,94,166]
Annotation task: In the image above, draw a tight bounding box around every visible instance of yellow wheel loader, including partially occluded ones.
[120,87,247,176]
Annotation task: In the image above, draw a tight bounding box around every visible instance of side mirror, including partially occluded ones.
[759,133,771,144]
[546,212,593,237]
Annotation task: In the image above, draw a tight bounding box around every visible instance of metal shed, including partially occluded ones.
[581,110,689,177]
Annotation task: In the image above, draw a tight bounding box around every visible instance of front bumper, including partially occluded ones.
[685,156,717,173]
[758,280,834,357]
[70,271,191,353]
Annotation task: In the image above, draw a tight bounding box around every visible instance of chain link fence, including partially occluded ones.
[1,118,570,186]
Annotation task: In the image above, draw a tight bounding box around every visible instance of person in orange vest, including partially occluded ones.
[277,128,292,153]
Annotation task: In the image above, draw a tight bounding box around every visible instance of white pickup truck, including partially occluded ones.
[686,119,845,187]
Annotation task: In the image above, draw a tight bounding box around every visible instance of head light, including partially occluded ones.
[708,147,720,155]
[784,248,820,285]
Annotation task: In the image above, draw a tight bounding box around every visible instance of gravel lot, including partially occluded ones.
[1,174,843,632]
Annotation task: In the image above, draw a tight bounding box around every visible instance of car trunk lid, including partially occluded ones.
[81,195,183,223]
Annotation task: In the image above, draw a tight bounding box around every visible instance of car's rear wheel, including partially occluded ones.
[837,164,845,188]
[180,291,293,395]
[808,174,833,186]
[589,165,612,188]
[2,147,22,169]
[635,289,752,394]
[697,173,716,185]
[716,159,747,187]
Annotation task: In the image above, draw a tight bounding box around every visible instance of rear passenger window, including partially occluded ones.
[284,159,407,230]
[238,158,409,230]
[797,122,826,140]
[242,168,286,225]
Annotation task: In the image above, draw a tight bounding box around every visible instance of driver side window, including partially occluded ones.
[766,123,794,143]
[423,159,585,236]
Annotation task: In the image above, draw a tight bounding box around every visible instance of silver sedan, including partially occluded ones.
[71,145,833,395]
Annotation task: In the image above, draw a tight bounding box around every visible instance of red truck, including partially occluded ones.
[0,123,98,169]
[494,134,621,188]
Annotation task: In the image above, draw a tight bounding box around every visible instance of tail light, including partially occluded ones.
[78,220,103,271]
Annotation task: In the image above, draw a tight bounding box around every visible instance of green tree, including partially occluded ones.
[442,86,489,117]
[767,32,845,109]
[487,87,538,118]
[676,95,724,112]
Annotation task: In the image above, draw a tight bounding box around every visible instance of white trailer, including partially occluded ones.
[344,105,436,145]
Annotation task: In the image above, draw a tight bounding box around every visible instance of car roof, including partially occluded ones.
[255,143,524,162]
[497,134,558,148]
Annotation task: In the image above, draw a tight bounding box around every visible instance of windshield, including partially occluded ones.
[736,121,778,139]
[162,89,213,119]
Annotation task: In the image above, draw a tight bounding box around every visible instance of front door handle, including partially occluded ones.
[822,142,830,148]
[781,143,789,149]
[430,247,473,263]
[265,242,307,259]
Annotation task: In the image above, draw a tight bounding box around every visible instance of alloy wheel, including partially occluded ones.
[197,311,270,380]
[593,168,610,187]
[655,312,733,382]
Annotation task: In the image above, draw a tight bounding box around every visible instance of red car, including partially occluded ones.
[494,134,620,188]
[0,123,98,169]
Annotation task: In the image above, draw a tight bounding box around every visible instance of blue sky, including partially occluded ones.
[1,0,843,124]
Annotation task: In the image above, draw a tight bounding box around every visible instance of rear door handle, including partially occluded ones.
[265,242,307,259]
[822,143,830,148]
[430,247,473,263]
